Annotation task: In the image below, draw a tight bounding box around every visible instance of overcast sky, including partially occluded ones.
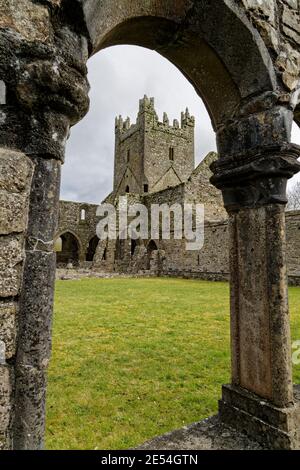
[62,45,300,204]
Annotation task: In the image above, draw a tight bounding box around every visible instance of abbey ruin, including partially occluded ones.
[0,0,300,451]
[56,95,300,285]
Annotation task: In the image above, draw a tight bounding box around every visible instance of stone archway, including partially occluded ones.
[0,0,299,450]
[56,232,80,266]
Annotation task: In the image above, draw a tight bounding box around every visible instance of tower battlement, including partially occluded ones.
[115,95,195,141]
[113,96,195,196]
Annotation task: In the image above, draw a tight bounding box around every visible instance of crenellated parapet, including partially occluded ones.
[115,95,195,142]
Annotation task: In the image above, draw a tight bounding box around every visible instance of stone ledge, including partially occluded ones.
[219,384,300,450]
[137,415,263,450]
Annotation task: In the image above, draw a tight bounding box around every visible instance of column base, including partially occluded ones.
[219,384,300,450]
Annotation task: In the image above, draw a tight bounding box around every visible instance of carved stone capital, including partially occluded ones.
[210,144,300,211]
[0,24,90,160]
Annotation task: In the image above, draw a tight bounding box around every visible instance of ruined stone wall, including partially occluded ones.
[159,221,230,280]
[0,149,33,449]
[160,211,300,283]
[56,201,99,263]
[183,153,227,222]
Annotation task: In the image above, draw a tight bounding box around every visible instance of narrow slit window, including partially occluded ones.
[80,209,86,221]
[126,149,130,163]
[144,184,149,193]
[169,147,174,161]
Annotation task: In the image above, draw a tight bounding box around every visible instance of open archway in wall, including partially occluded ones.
[62,0,280,205]
[47,0,298,452]
[84,0,277,131]
[62,45,217,204]
[86,235,100,262]
[56,232,80,266]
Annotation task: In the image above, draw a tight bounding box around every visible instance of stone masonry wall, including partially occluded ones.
[236,0,300,125]
[0,148,33,449]
[160,211,300,284]
[56,201,99,263]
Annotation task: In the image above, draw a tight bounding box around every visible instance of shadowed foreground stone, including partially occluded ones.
[137,416,263,450]
[139,386,300,450]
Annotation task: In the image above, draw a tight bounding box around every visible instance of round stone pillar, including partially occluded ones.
[211,109,300,449]
[0,2,90,449]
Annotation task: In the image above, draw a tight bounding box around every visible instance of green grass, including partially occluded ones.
[46,278,300,450]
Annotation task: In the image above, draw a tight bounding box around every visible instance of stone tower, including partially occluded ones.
[113,96,195,196]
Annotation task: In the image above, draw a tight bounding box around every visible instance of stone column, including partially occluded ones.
[0,3,90,448]
[211,139,300,449]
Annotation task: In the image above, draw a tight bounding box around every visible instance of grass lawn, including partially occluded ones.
[46,278,300,450]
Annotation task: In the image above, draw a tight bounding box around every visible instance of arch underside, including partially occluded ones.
[83,0,277,129]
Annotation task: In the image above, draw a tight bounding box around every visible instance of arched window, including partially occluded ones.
[80,209,86,221]
[125,185,130,193]
[56,232,80,266]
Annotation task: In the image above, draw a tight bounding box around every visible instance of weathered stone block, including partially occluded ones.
[0,148,33,194]
[282,24,300,46]
[276,45,300,91]
[0,235,24,297]
[219,384,300,450]
[283,0,298,9]
[0,365,13,447]
[0,148,33,235]
[13,364,47,450]
[0,0,51,43]
[253,19,279,52]
[241,0,276,26]
[0,302,17,359]
[0,192,31,235]
[283,4,300,36]
[18,251,56,368]
[26,158,61,251]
